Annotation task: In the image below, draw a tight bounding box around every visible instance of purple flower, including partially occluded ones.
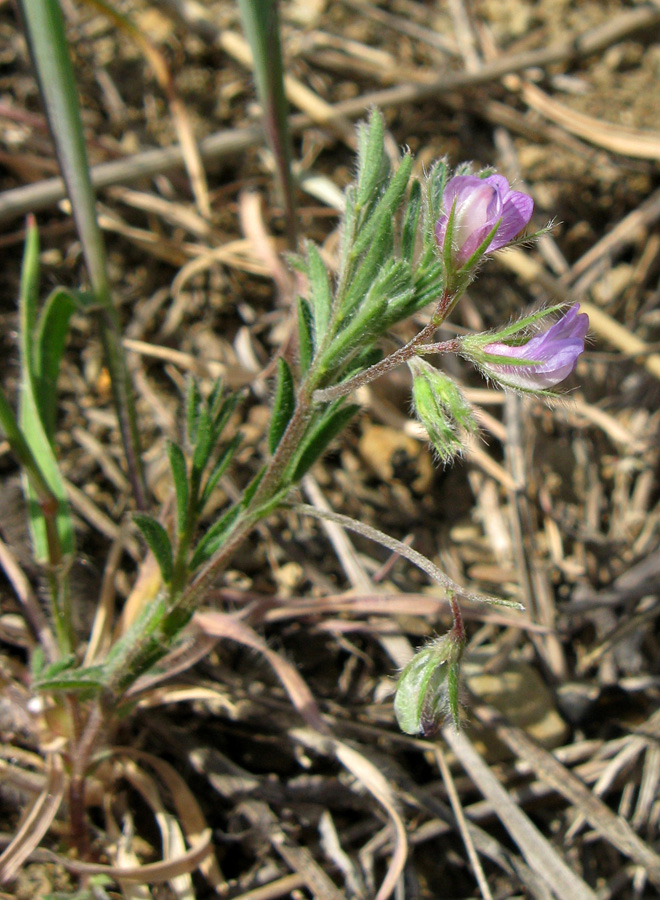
[435,174,534,268]
[479,304,589,390]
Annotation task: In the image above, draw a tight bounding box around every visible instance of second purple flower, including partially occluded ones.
[476,304,590,391]
[435,174,534,269]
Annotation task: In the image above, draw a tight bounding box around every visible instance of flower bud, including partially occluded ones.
[462,304,589,392]
[435,174,533,272]
[394,633,464,736]
[409,358,476,463]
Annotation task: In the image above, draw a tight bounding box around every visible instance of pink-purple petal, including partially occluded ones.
[490,191,534,249]
[481,305,589,390]
[435,173,534,268]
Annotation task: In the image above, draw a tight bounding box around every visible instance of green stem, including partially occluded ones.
[103,379,317,691]
[169,467,201,598]
[103,515,254,694]
[169,288,457,622]
[98,285,465,687]
[312,291,455,404]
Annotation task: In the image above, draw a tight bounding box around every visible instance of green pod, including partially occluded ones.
[394,633,464,736]
[394,643,450,737]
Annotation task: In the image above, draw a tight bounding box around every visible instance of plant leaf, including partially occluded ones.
[269,357,295,454]
[305,242,332,343]
[356,108,389,210]
[425,158,450,232]
[191,408,213,477]
[32,287,79,440]
[167,442,189,536]
[33,663,106,693]
[199,434,242,511]
[19,0,146,506]
[340,213,393,316]
[297,297,314,374]
[188,505,241,571]
[186,378,202,444]
[134,514,173,584]
[401,178,422,261]
[321,286,388,369]
[351,152,413,260]
[18,222,75,562]
[290,403,360,482]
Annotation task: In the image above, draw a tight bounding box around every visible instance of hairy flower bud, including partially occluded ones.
[435,174,533,270]
[394,633,464,736]
[409,358,476,463]
[464,304,589,391]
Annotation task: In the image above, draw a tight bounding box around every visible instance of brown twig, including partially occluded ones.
[3,4,659,222]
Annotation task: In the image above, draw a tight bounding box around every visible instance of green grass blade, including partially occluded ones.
[18,220,75,563]
[33,288,78,441]
[237,0,297,248]
[18,0,146,508]
[19,0,108,297]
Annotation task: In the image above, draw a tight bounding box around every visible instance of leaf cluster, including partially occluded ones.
[134,379,244,585]
[291,110,448,391]
[269,111,454,490]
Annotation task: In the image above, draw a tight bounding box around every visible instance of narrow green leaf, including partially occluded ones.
[167,442,189,536]
[351,153,413,260]
[191,409,213,476]
[409,262,445,311]
[401,178,422,261]
[19,0,109,296]
[34,664,106,693]
[268,357,295,454]
[18,222,75,562]
[186,378,202,444]
[188,505,241,571]
[356,109,389,209]
[199,433,242,510]
[33,288,78,440]
[18,0,145,508]
[297,297,314,374]
[207,378,225,419]
[290,403,360,482]
[32,653,75,681]
[376,260,417,328]
[286,253,309,276]
[425,158,450,228]
[212,389,240,437]
[306,242,332,342]
[102,596,166,674]
[340,214,393,316]
[134,514,173,584]
[237,0,297,248]
[324,289,388,368]
[337,185,357,273]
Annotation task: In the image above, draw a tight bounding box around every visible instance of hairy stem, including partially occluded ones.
[68,699,104,856]
[291,502,519,608]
